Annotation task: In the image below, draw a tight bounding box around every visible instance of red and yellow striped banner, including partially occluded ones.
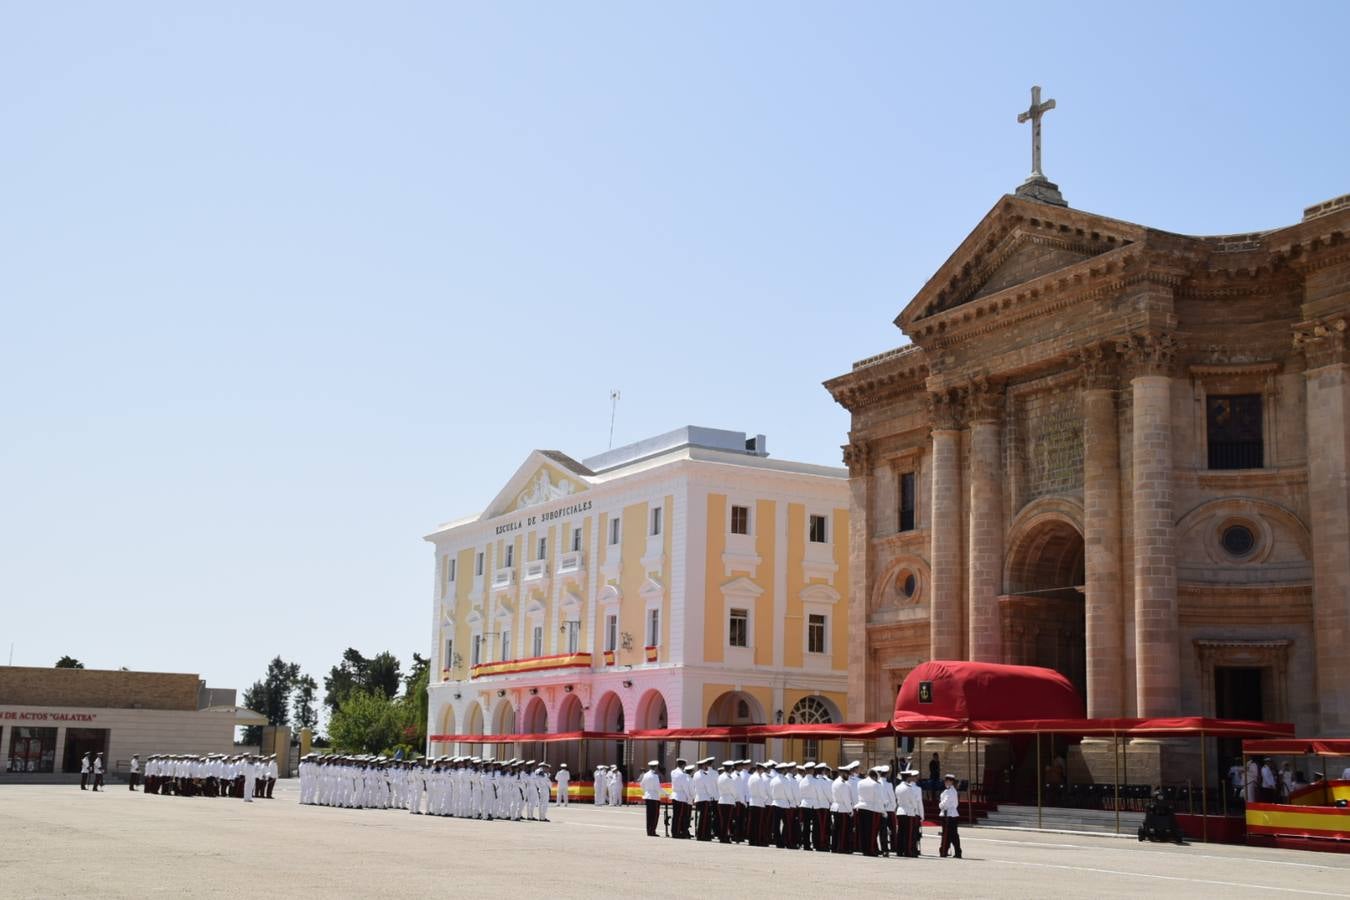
[469,652,593,679]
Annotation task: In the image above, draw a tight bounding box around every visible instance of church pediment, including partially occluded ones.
[896,195,1142,331]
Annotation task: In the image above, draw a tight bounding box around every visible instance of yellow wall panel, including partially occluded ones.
[753,499,775,667]
[704,494,726,664]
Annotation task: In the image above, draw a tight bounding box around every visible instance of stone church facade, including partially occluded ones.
[826,191,1350,741]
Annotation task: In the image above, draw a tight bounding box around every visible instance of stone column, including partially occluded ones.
[1294,317,1350,736]
[1119,332,1180,718]
[843,438,874,722]
[966,379,1004,662]
[929,390,964,661]
[1079,345,1124,717]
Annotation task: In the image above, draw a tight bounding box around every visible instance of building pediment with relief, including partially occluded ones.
[481,451,594,521]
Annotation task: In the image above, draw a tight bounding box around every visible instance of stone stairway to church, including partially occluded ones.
[978,803,1143,835]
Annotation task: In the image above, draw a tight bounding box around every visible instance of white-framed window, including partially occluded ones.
[532,625,543,657]
[646,608,660,647]
[475,552,484,576]
[571,526,583,552]
[609,517,621,545]
[807,613,827,654]
[808,514,828,544]
[444,639,454,670]
[566,620,580,654]
[447,557,457,582]
[650,506,662,536]
[504,543,514,567]
[604,614,618,652]
[537,536,546,560]
[803,738,821,761]
[730,504,750,535]
[471,634,482,666]
[500,630,511,662]
[728,608,749,648]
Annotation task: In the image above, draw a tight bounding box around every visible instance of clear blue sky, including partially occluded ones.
[3,2,1346,723]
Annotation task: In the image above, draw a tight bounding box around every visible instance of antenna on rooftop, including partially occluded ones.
[608,389,621,448]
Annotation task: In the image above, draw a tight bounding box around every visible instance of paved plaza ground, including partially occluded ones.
[3,782,1348,899]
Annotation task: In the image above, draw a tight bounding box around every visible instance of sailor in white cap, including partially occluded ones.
[79,752,91,790]
[554,763,570,806]
[716,761,738,843]
[670,758,692,838]
[92,752,105,791]
[810,763,833,853]
[593,762,607,807]
[640,760,664,836]
[895,769,923,857]
[768,761,789,847]
[735,760,752,842]
[747,761,770,846]
[877,765,898,856]
[938,773,962,858]
[831,763,855,853]
[693,758,717,840]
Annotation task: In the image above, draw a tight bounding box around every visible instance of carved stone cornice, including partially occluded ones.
[964,377,1004,424]
[926,388,963,431]
[1292,316,1348,370]
[842,439,873,476]
[1075,342,1118,391]
[824,345,929,412]
[1116,331,1180,379]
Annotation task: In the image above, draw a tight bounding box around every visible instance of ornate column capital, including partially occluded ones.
[927,388,964,431]
[1116,331,1179,379]
[1076,342,1119,391]
[964,377,1004,424]
[842,439,873,476]
[1293,316,1348,369]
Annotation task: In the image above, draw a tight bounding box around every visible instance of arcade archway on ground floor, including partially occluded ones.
[460,702,485,758]
[592,691,628,771]
[520,696,548,763]
[631,689,670,775]
[706,690,765,763]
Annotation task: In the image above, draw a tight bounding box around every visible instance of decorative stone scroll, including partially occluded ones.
[1292,316,1348,369]
[1117,331,1179,378]
[927,389,964,431]
[1076,343,1118,391]
[965,377,1005,423]
[842,439,873,476]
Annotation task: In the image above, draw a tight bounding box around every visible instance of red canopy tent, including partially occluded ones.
[893,660,1083,726]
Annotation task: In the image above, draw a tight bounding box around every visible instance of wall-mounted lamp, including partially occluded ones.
[453,692,461,700]
[621,680,633,688]
[497,689,506,698]
[775,709,783,724]
[528,687,538,696]
[564,684,574,693]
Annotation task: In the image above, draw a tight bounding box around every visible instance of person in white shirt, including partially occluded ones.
[895,769,924,857]
[767,762,789,847]
[853,767,882,857]
[670,758,693,839]
[592,764,607,807]
[938,773,962,859]
[693,758,717,840]
[877,765,898,856]
[716,761,739,844]
[1246,758,1259,803]
[92,752,105,791]
[809,763,832,853]
[554,763,570,806]
[128,755,140,792]
[1260,759,1277,802]
[639,760,664,837]
[735,760,753,843]
[747,761,770,846]
[608,765,624,808]
[830,764,853,853]
[79,753,91,791]
[242,756,258,803]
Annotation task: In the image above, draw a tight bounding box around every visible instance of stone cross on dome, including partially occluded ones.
[1013,84,1068,207]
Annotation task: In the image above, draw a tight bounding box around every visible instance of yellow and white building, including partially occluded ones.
[425,426,849,765]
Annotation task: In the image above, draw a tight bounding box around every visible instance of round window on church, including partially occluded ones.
[902,574,917,598]
[1221,524,1256,558]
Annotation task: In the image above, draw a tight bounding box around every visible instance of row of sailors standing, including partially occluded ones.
[591,764,626,806]
[640,757,965,859]
[298,754,553,821]
[139,754,278,801]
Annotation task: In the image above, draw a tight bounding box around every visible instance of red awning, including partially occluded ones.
[1243,738,1350,756]
[626,726,766,743]
[426,730,627,744]
[965,717,1295,737]
[746,722,897,740]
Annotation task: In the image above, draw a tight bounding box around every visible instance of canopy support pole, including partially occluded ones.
[1036,732,1043,830]
[1201,730,1209,844]
[1113,734,1121,836]
[967,734,975,825]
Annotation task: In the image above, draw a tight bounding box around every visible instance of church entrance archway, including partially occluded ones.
[706,690,765,763]
[1002,517,1086,697]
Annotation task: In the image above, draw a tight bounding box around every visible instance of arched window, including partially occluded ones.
[787,695,834,725]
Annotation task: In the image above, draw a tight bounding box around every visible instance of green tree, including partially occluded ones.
[55,656,84,669]
[327,689,413,756]
[365,651,402,700]
[403,652,429,696]
[261,656,301,726]
[403,661,429,749]
[323,647,369,714]
[292,674,319,731]
[240,681,267,746]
